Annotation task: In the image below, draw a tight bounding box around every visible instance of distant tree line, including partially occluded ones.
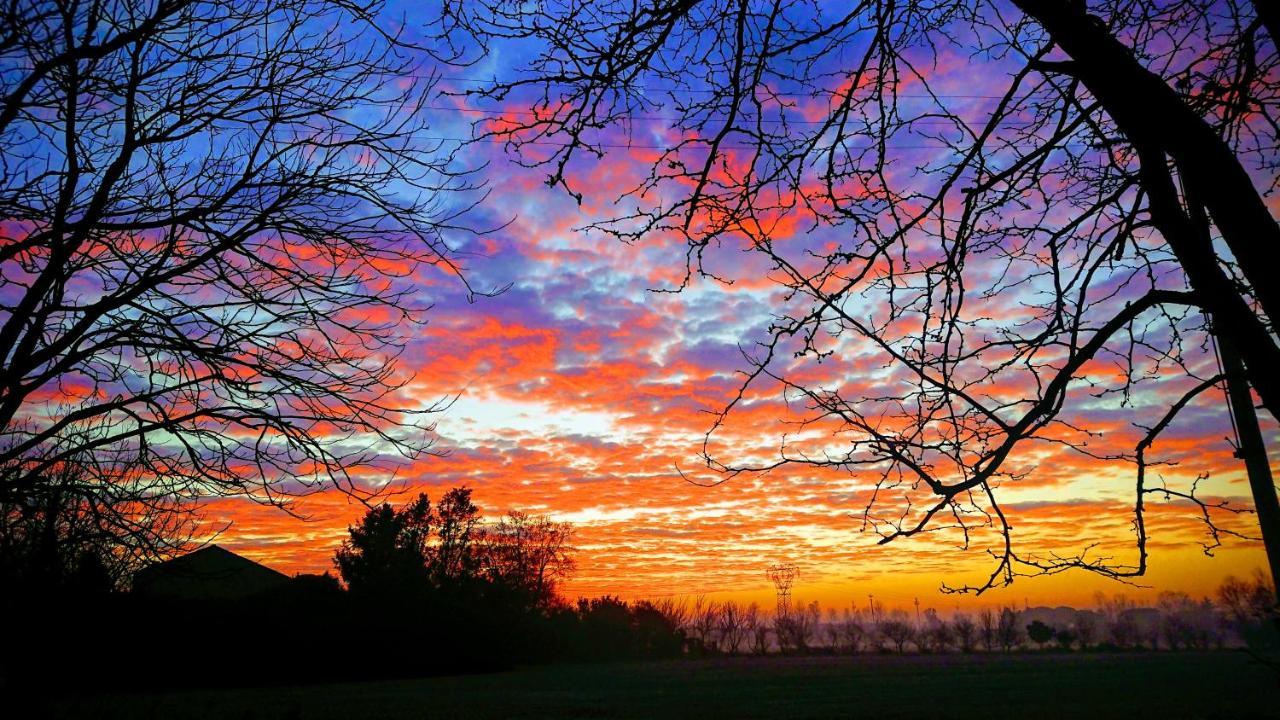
[648,577,1278,657]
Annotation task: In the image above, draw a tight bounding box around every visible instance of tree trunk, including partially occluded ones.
[1217,331,1280,590]
[1013,0,1280,422]
[1252,0,1280,47]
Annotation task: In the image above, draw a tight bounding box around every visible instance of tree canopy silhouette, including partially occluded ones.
[335,487,575,606]
[482,510,576,609]
[0,441,182,590]
[0,0,489,577]
[439,0,1280,591]
[334,487,485,593]
[335,493,434,596]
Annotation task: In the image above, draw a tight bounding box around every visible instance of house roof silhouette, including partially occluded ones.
[133,545,290,599]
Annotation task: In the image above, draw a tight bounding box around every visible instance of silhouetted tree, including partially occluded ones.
[335,487,506,597]
[633,600,686,658]
[0,442,187,592]
[776,600,821,654]
[739,601,762,651]
[1074,611,1099,651]
[1054,628,1077,651]
[441,0,1280,592]
[1096,592,1141,648]
[746,603,770,655]
[1218,572,1276,626]
[332,489,582,673]
[921,609,954,653]
[824,607,843,653]
[576,595,636,659]
[1218,572,1279,652]
[334,494,433,597]
[689,595,719,653]
[879,610,916,654]
[552,596,689,661]
[836,606,870,654]
[1158,592,1218,650]
[432,487,482,584]
[1110,614,1141,649]
[953,613,978,653]
[799,600,822,652]
[1,0,487,577]
[648,596,693,633]
[1027,620,1055,649]
[718,600,749,654]
[979,608,999,652]
[481,510,576,610]
[997,607,1023,651]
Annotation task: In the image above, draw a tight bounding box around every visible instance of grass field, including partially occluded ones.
[46,652,1279,719]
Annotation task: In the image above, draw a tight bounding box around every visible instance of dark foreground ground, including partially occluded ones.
[42,652,1280,719]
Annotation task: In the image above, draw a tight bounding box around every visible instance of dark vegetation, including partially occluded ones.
[5,487,1279,711]
[2,487,690,701]
[676,579,1278,657]
[49,653,1280,720]
[0,0,490,594]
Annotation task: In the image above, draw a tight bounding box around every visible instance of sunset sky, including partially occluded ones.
[199,3,1277,613]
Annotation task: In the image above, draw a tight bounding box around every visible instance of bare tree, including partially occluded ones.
[690,595,720,652]
[0,432,191,590]
[1,0,488,571]
[921,608,954,653]
[1216,573,1277,652]
[716,600,749,654]
[824,607,842,652]
[754,624,773,655]
[1218,572,1276,625]
[1074,610,1099,651]
[997,607,1023,651]
[1157,591,1218,651]
[797,599,821,652]
[775,599,820,654]
[952,612,977,653]
[481,510,576,608]
[1095,592,1139,648]
[979,608,999,652]
[441,0,1280,592]
[773,610,794,654]
[879,609,916,654]
[837,606,869,654]
[740,601,762,653]
[745,602,771,655]
[649,596,694,634]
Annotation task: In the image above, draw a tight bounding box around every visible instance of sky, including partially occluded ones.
[193,1,1279,613]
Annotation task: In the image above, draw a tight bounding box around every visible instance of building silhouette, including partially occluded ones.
[133,545,289,599]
